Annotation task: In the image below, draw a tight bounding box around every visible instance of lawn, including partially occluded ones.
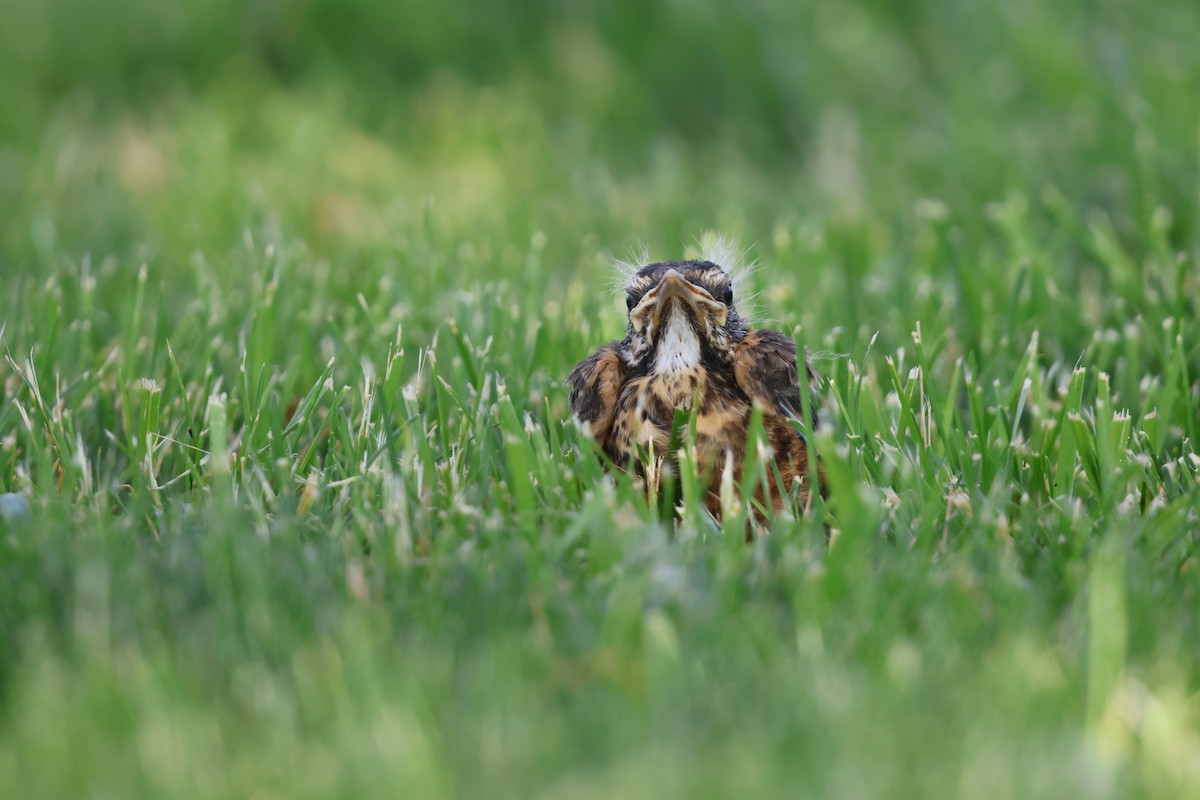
[1,1,1199,797]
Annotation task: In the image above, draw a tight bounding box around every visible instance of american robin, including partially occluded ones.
[568,258,822,522]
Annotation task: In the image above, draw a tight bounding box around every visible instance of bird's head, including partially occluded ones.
[622,260,747,372]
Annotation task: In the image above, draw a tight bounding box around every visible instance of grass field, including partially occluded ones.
[2,1,1199,797]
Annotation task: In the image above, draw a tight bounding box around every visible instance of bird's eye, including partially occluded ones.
[722,285,734,305]
[626,294,636,310]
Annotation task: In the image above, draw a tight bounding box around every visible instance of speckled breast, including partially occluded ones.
[607,366,753,471]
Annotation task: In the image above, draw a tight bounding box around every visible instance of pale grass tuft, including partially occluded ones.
[882,488,901,510]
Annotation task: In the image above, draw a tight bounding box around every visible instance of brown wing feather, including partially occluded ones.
[733,328,825,509]
[732,329,819,430]
[567,343,627,448]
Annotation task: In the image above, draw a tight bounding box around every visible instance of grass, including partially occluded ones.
[2,0,1199,796]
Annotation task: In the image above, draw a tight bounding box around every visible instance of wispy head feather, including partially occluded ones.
[688,232,760,322]
[692,232,751,274]
[606,234,763,321]
[609,242,652,295]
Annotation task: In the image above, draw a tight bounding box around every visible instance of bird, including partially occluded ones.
[567,255,822,524]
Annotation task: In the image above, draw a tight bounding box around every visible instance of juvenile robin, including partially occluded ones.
[568,256,822,522]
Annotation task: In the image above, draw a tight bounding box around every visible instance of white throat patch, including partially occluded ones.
[654,308,701,373]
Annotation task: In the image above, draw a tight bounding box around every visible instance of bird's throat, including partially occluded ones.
[654,307,702,374]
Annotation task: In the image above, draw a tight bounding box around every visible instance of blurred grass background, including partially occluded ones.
[3,0,1199,369]
[1,1,1199,797]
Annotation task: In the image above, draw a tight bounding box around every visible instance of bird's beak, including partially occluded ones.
[658,269,710,301]
[627,268,730,337]
[634,269,723,322]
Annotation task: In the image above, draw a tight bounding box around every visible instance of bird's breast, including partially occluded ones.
[609,366,752,466]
